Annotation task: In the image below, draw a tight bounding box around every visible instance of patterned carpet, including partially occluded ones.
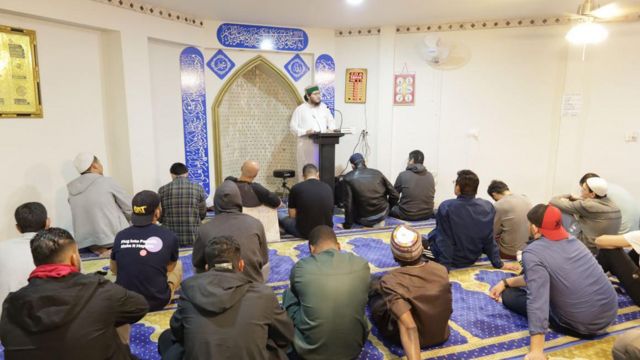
[2,219,639,359]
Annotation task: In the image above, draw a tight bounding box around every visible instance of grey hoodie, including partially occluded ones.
[192,180,268,283]
[550,195,621,253]
[67,173,132,248]
[169,270,293,360]
[392,164,436,220]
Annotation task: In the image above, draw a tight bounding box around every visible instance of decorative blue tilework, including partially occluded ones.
[206,49,235,80]
[315,54,336,116]
[179,47,211,195]
[217,23,308,51]
[284,54,309,82]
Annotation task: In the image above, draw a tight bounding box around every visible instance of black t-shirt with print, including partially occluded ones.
[111,224,179,311]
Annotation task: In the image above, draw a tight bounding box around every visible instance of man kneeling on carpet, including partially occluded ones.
[0,228,149,360]
[490,204,618,360]
[111,190,182,313]
[158,235,293,360]
[283,225,370,359]
[423,169,519,272]
[369,225,452,360]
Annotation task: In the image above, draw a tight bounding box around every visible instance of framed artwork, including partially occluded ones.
[345,68,367,103]
[394,74,415,106]
[0,26,42,118]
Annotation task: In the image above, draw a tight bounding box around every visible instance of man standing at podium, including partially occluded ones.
[290,85,336,173]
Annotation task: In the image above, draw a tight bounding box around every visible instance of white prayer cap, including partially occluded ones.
[73,152,95,173]
[586,177,608,197]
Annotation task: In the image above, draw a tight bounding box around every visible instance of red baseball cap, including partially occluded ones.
[527,204,569,241]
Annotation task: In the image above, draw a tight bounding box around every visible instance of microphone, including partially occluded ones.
[334,109,344,132]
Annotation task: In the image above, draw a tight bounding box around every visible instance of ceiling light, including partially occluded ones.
[590,3,622,19]
[346,0,365,6]
[260,38,274,51]
[565,21,608,44]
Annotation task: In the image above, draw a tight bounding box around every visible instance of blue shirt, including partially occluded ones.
[431,195,503,269]
[523,237,617,335]
[112,224,179,311]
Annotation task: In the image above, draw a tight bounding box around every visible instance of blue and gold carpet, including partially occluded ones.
[2,219,639,360]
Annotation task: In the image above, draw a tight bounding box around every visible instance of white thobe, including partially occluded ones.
[289,102,336,177]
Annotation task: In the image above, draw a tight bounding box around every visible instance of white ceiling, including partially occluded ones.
[141,0,588,28]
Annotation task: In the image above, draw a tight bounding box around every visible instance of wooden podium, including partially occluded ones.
[308,132,345,192]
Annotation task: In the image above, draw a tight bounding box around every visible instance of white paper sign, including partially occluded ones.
[561,94,582,117]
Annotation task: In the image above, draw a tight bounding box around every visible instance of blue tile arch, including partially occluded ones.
[179,47,211,195]
[315,54,336,117]
[284,54,310,82]
[206,49,235,80]
[217,23,309,52]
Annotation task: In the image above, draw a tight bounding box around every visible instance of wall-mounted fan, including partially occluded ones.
[418,35,471,70]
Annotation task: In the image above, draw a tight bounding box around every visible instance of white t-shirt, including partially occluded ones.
[623,230,640,266]
[0,232,36,304]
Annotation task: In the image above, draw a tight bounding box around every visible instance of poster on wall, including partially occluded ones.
[393,74,415,106]
[345,68,367,104]
[0,26,42,118]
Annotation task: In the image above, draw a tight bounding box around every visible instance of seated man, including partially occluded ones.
[613,328,640,360]
[390,150,436,221]
[595,231,640,306]
[0,228,148,360]
[369,225,452,359]
[279,163,334,239]
[490,204,617,360]
[550,176,621,254]
[193,180,268,283]
[158,162,207,246]
[283,226,370,359]
[581,172,639,233]
[487,180,532,260]
[0,202,50,304]
[67,152,132,256]
[342,153,399,229]
[423,170,519,271]
[226,160,281,208]
[111,190,181,312]
[158,236,293,360]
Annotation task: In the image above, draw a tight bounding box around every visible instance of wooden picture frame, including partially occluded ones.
[0,25,42,118]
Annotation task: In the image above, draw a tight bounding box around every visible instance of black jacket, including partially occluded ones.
[170,270,293,360]
[393,164,436,220]
[225,177,281,208]
[342,164,399,228]
[0,272,148,360]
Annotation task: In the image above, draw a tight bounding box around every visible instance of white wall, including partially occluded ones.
[335,24,640,206]
[575,22,640,199]
[334,35,380,174]
[0,12,108,238]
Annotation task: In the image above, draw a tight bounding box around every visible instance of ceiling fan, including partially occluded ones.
[565,0,639,44]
